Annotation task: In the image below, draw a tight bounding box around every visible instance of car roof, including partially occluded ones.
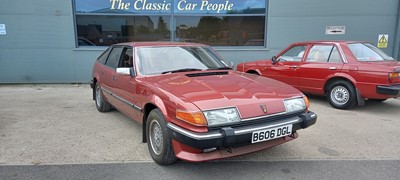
[292,40,368,45]
[114,41,209,47]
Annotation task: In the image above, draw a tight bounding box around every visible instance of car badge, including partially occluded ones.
[260,105,268,114]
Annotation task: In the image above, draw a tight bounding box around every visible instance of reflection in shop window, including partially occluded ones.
[175,16,265,46]
[74,0,268,47]
[76,15,170,46]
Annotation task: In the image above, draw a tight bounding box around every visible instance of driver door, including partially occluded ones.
[266,45,307,88]
[112,47,142,122]
[297,44,344,94]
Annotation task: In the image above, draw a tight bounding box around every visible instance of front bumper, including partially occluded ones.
[376,84,400,95]
[167,111,317,150]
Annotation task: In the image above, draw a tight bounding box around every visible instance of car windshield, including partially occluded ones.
[348,43,394,61]
[136,46,229,75]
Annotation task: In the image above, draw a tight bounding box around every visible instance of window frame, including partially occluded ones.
[72,0,269,49]
[105,46,124,69]
[278,45,307,62]
[305,45,344,64]
[119,47,134,68]
[97,47,112,64]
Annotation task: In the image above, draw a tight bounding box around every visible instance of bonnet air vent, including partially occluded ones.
[186,71,229,77]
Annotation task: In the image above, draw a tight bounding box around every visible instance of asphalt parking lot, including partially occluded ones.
[1,84,400,164]
[0,84,400,179]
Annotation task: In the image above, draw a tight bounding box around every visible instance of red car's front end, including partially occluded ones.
[142,71,317,162]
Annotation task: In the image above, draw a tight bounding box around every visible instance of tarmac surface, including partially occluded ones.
[0,84,399,179]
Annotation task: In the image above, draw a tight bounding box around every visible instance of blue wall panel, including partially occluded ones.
[0,0,399,83]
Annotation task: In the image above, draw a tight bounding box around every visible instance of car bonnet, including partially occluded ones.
[144,71,304,119]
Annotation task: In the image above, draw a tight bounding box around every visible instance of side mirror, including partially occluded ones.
[116,67,135,76]
[271,56,278,65]
[228,61,235,69]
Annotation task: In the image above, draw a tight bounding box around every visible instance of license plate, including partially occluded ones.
[251,125,293,143]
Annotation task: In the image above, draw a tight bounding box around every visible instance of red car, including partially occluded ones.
[90,42,317,165]
[237,41,400,109]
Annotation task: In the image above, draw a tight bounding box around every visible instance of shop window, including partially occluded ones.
[76,15,170,46]
[74,0,268,47]
[175,16,264,46]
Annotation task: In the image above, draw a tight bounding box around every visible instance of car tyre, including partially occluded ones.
[95,82,111,112]
[146,109,177,165]
[327,80,357,109]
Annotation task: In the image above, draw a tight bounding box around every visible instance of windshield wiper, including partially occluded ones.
[207,67,232,70]
[162,68,203,74]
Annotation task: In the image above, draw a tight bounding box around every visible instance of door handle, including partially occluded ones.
[329,67,337,70]
[290,65,298,69]
[101,71,104,75]
[112,76,117,81]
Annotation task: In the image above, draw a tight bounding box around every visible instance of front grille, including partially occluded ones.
[207,111,303,131]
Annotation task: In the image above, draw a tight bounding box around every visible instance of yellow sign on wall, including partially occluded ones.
[377,34,388,48]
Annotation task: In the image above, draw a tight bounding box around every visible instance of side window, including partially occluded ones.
[98,47,111,64]
[119,48,133,68]
[279,46,307,62]
[329,47,342,63]
[105,47,123,69]
[306,45,343,63]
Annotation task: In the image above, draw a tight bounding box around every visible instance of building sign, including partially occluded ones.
[377,34,388,48]
[0,24,6,35]
[325,26,346,35]
[75,0,266,14]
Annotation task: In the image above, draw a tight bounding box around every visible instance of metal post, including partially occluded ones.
[394,1,400,60]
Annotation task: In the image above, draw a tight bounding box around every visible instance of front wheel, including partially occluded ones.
[146,109,177,165]
[327,80,357,109]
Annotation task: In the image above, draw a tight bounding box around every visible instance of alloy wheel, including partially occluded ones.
[96,84,102,108]
[149,120,163,155]
[330,85,349,106]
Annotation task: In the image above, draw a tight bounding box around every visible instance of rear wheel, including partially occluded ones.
[146,109,177,165]
[327,80,357,109]
[95,82,111,112]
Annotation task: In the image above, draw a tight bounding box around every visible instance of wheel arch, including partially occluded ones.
[323,75,356,95]
[92,71,101,100]
[142,96,168,143]
[324,75,364,106]
[246,69,261,75]
[92,77,98,100]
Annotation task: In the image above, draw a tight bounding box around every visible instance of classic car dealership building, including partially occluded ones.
[0,0,399,83]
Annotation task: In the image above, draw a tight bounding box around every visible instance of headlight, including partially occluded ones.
[284,97,307,113]
[203,108,240,126]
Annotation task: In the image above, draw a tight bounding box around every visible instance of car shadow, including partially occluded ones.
[352,98,400,113]
[305,94,400,114]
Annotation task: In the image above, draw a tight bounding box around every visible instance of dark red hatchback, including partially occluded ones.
[91,42,317,165]
[238,41,400,109]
